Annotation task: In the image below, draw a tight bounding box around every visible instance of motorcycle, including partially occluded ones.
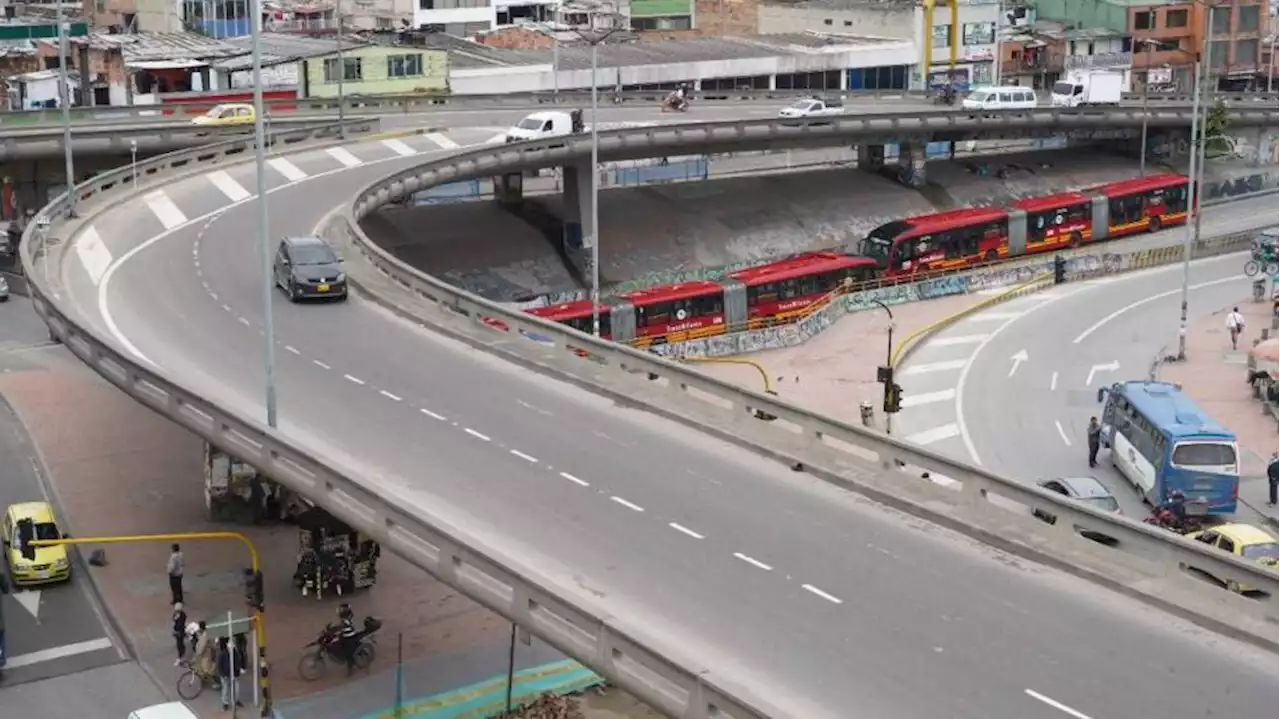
[933,86,957,106]
[297,616,382,681]
[661,94,689,113]
[1142,501,1218,534]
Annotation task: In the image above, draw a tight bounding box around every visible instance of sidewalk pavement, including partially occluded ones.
[1160,296,1279,527]
[0,337,653,718]
[693,292,983,426]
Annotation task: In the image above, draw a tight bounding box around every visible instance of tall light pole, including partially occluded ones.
[1138,39,1155,176]
[572,3,620,338]
[336,0,345,140]
[55,7,76,217]
[1191,5,1214,267]
[1176,55,1203,362]
[993,0,1003,85]
[251,0,279,428]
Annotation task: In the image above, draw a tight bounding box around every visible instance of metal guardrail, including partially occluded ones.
[19,127,787,719]
[2,88,1275,127]
[16,109,1278,719]
[0,115,379,143]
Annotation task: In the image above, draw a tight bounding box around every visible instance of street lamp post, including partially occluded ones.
[1176,55,1203,362]
[130,139,138,189]
[250,0,279,427]
[873,300,895,435]
[1138,39,1155,176]
[572,4,620,338]
[55,7,76,217]
[1192,5,1214,251]
[336,0,345,140]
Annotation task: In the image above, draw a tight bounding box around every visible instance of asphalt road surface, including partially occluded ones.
[0,300,126,688]
[47,119,1280,718]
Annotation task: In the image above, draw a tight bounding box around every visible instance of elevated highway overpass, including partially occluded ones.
[20,108,1280,719]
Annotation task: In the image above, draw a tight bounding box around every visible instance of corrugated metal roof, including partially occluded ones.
[54,31,248,61]
[0,38,38,58]
[210,33,370,71]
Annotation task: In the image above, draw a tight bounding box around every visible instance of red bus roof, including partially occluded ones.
[525,300,606,320]
[905,206,1009,233]
[1009,191,1091,213]
[1095,173,1187,198]
[619,280,723,306]
[729,251,876,286]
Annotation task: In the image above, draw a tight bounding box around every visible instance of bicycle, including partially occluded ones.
[1244,259,1278,277]
[175,658,221,700]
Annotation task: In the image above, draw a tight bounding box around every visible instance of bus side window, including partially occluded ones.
[692,294,723,316]
[754,282,778,305]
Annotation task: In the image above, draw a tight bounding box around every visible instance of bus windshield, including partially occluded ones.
[1172,442,1237,467]
[859,221,910,263]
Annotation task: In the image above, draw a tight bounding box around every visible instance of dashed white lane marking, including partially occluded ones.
[75,226,112,286]
[143,190,188,230]
[464,428,491,442]
[560,471,589,487]
[900,389,956,408]
[510,449,538,463]
[424,132,460,150]
[326,147,363,168]
[343,374,365,385]
[929,335,990,347]
[237,317,250,326]
[1054,420,1073,447]
[801,584,844,604]
[610,496,644,512]
[221,304,233,313]
[1050,371,1059,391]
[382,138,417,157]
[313,359,331,370]
[379,389,403,401]
[900,359,966,376]
[420,408,447,421]
[268,157,308,182]
[1024,689,1093,719]
[207,170,251,202]
[284,345,300,355]
[208,291,217,301]
[668,522,704,539]
[733,552,773,571]
[905,424,960,446]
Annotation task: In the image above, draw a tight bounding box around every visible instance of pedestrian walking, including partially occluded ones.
[1267,452,1278,507]
[1087,417,1102,468]
[167,543,184,605]
[172,602,188,666]
[216,636,243,711]
[1226,307,1245,350]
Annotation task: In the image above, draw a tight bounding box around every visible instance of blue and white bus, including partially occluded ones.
[1097,380,1240,514]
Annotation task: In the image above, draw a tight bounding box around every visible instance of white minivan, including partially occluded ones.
[961,86,1038,112]
[128,702,200,719]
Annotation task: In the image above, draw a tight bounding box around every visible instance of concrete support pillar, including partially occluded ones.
[493,172,524,207]
[561,163,583,252]
[897,142,927,188]
[198,66,212,93]
[77,45,91,106]
[856,143,885,172]
[1249,127,1277,167]
[768,74,777,90]
[838,68,848,91]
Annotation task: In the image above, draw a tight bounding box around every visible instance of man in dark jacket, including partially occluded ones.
[216,637,243,710]
[1267,452,1278,507]
[171,602,188,666]
[1087,417,1102,468]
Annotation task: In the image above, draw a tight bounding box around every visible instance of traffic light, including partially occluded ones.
[244,569,264,612]
[1053,255,1066,285]
[15,519,35,561]
[883,382,903,414]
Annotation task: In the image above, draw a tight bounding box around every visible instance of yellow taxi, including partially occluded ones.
[2,501,71,586]
[1186,522,1278,593]
[190,103,255,128]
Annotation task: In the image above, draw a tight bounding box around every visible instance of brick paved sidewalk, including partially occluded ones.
[1159,294,1280,526]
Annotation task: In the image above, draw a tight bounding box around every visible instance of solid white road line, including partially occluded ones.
[668,522,704,539]
[964,311,1024,322]
[6,637,114,669]
[464,428,491,442]
[1072,275,1246,344]
[1054,420,1073,447]
[420,408,447,421]
[268,158,308,182]
[424,132,460,150]
[900,359,967,375]
[382,138,417,157]
[801,584,844,604]
[900,389,956,408]
[1024,689,1094,719]
[732,552,773,571]
[559,471,589,487]
[326,147,364,168]
[379,390,403,401]
[610,496,644,512]
[485,133,508,145]
[143,190,188,230]
[313,360,331,370]
[510,449,538,463]
[343,374,365,385]
[75,226,112,286]
[207,170,251,202]
[929,335,990,347]
[905,424,961,446]
[1050,371,1059,391]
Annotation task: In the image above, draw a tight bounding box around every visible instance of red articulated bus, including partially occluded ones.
[859,173,1190,279]
[522,252,875,344]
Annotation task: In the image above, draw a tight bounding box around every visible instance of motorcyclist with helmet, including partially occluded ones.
[333,603,359,675]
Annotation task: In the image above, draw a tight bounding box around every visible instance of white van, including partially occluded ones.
[505,110,583,143]
[128,702,200,719]
[961,86,1038,112]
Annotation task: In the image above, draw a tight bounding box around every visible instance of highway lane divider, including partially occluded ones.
[18,109,1280,717]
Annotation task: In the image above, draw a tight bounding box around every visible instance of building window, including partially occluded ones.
[387,53,423,78]
[962,22,994,45]
[1237,5,1259,33]
[1132,11,1153,30]
[420,0,490,8]
[1236,38,1259,65]
[1164,8,1187,28]
[630,15,691,30]
[1210,7,1229,34]
[823,18,832,25]
[1209,40,1229,68]
[932,24,951,48]
[1149,38,1181,52]
[323,56,363,82]
[843,20,852,27]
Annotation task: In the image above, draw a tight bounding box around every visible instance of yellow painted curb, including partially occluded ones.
[683,357,773,393]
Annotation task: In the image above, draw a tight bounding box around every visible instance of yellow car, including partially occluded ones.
[3,501,71,586]
[1186,523,1279,593]
[190,103,255,128]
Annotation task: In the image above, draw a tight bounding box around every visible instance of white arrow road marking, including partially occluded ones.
[12,588,40,619]
[1055,420,1073,446]
[1085,360,1120,387]
[1008,349,1029,377]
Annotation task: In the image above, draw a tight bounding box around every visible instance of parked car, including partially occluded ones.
[1032,476,1122,544]
[273,236,347,303]
[1185,523,1279,594]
